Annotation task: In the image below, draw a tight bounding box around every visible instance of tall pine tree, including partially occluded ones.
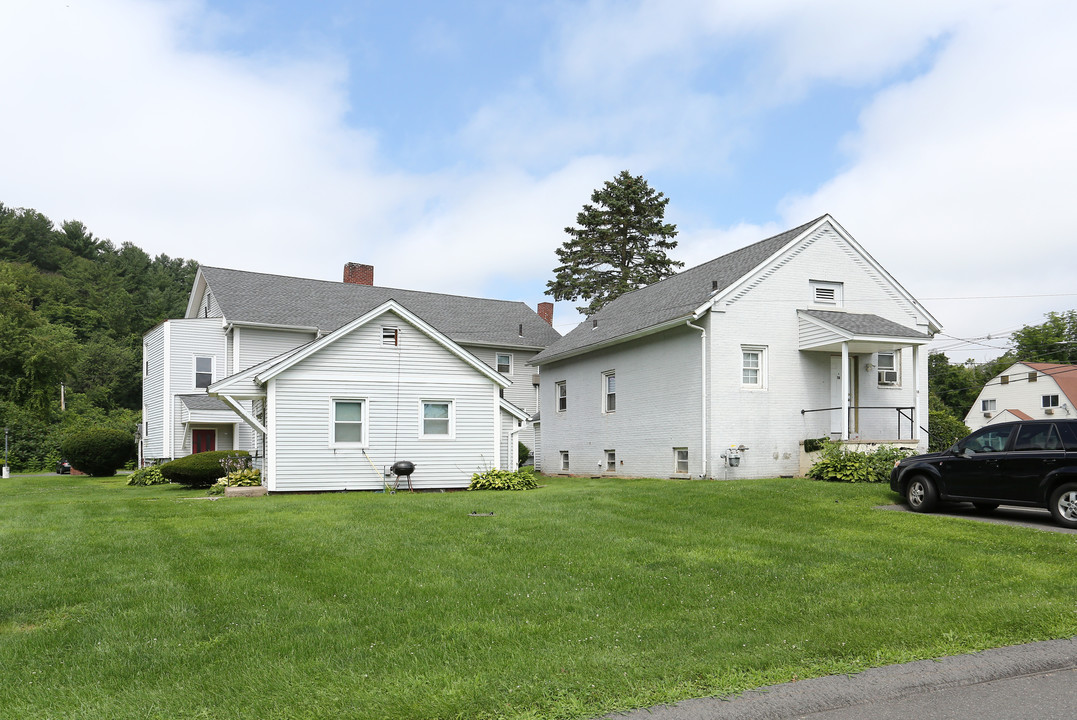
[547,170,681,315]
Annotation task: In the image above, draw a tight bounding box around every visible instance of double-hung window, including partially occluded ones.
[332,399,366,446]
[560,451,570,472]
[982,399,997,412]
[555,381,567,412]
[602,371,616,413]
[1043,394,1060,408]
[194,356,213,389]
[496,353,512,374]
[421,400,453,438]
[877,351,899,386]
[741,347,766,389]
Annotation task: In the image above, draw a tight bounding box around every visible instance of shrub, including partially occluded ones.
[209,468,263,495]
[469,466,538,491]
[159,450,248,487]
[928,409,970,453]
[127,465,169,486]
[518,441,532,465]
[60,427,136,477]
[807,439,913,483]
[802,437,828,453]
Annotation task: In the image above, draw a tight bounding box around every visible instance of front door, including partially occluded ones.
[829,355,859,436]
[192,429,216,454]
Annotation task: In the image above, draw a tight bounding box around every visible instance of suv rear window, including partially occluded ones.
[1013,423,1063,451]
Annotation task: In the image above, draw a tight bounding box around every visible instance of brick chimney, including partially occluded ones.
[343,263,374,286]
[537,302,553,326]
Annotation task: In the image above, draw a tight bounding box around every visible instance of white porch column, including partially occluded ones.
[841,341,850,441]
[912,344,921,444]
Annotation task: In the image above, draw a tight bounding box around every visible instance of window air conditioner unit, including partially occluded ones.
[983,411,992,418]
[879,370,898,385]
[1045,408,1055,415]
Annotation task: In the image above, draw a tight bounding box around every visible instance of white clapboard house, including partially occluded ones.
[142,264,560,491]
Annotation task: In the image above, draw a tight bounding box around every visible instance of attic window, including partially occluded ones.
[1001,375,1009,385]
[382,327,399,346]
[592,319,599,330]
[810,281,843,306]
[711,280,718,291]
[1029,372,1038,382]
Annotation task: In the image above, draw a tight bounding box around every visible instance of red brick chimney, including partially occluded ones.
[537,302,553,326]
[343,263,374,286]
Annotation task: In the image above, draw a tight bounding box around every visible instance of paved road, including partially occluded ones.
[603,638,1077,720]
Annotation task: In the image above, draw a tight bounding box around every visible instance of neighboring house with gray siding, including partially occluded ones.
[529,215,941,480]
[142,263,559,490]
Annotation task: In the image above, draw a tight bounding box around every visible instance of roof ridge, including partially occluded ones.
[200,265,536,307]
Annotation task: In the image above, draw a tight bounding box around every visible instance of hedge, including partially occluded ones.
[159,450,248,487]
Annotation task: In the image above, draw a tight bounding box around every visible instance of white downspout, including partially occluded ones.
[508,422,523,472]
[686,319,708,478]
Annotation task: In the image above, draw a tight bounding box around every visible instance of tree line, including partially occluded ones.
[0,203,196,470]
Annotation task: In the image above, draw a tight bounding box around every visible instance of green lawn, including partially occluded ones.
[1,474,1075,720]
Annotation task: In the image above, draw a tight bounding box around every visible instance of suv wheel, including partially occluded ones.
[1049,483,1077,529]
[906,476,938,513]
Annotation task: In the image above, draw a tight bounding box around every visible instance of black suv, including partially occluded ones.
[890,419,1077,528]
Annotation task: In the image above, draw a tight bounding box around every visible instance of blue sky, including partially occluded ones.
[3,0,1077,362]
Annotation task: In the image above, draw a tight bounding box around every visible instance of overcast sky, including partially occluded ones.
[3,0,1075,363]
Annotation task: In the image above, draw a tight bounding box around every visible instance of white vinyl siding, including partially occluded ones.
[267,311,499,491]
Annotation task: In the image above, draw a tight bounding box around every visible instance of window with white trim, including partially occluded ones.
[1043,394,1060,408]
[194,356,214,389]
[602,371,616,412]
[331,399,366,446]
[605,449,616,472]
[741,347,766,389]
[496,353,512,374]
[674,448,689,474]
[810,280,843,306]
[560,451,569,472]
[382,327,399,346]
[555,381,567,412]
[421,400,453,438]
[877,351,900,386]
[981,399,996,412]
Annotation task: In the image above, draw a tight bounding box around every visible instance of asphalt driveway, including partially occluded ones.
[879,502,1077,534]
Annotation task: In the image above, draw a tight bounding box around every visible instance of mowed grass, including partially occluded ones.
[1,475,1076,720]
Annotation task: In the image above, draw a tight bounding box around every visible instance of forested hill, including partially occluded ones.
[0,203,197,470]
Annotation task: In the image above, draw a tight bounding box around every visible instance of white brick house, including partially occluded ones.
[529,215,941,480]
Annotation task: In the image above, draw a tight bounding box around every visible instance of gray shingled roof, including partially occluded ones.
[530,217,823,365]
[801,310,929,339]
[198,267,562,349]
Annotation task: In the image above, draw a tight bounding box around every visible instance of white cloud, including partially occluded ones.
[781,0,1077,360]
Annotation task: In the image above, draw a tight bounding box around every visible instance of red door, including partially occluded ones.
[192,429,216,454]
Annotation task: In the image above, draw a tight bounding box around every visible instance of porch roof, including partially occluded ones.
[798,309,931,353]
[177,394,239,424]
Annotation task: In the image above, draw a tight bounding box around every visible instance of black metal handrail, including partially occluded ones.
[801,405,916,439]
